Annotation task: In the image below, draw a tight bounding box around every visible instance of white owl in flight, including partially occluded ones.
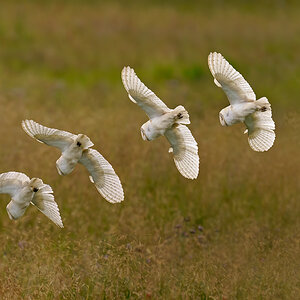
[208,52,275,152]
[121,66,199,179]
[0,171,63,227]
[22,120,124,203]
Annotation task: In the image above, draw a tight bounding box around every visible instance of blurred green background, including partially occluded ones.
[0,1,299,299]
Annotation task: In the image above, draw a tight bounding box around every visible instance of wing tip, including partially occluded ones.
[208,51,225,72]
[248,129,276,152]
[121,66,136,94]
[96,180,125,204]
[57,220,64,228]
[21,119,44,143]
[122,65,132,72]
[181,173,199,180]
[208,51,222,62]
[21,119,32,136]
[121,65,135,79]
[208,51,225,81]
[174,155,200,180]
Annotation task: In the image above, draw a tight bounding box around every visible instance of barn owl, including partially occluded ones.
[22,120,124,203]
[121,66,199,179]
[208,52,275,152]
[0,171,63,227]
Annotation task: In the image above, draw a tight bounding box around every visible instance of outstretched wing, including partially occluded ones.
[165,125,199,179]
[22,120,76,152]
[208,52,256,105]
[121,66,171,119]
[0,172,30,197]
[31,184,64,228]
[79,149,124,203]
[244,109,275,152]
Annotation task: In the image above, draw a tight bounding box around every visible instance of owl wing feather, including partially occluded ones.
[165,125,199,179]
[0,172,30,197]
[31,183,64,228]
[208,52,256,105]
[244,108,276,152]
[121,66,171,119]
[79,149,124,203]
[22,120,76,152]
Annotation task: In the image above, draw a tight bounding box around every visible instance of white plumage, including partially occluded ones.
[121,66,199,179]
[22,120,124,203]
[208,52,275,152]
[0,171,63,227]
[165,125,199,180]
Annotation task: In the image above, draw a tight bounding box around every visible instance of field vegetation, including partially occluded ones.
[0,1,299,299]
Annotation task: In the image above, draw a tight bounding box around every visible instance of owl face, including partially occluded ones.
[140,128,147,141]
[75,134,94,150]
[140,124,150,141]
[29,178,43,192]
[219,112,228,126]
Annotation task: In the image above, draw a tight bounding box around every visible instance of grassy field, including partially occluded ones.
[0,1,299,299]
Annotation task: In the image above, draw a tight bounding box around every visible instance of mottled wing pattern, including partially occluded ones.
[208,52,256,105]
[22,120,75,152]
[165,125,199,179]
[0,172,30,197]
[31,184,64,228]
[79,149,124,203]
[121,66,171,119]
[244,109,275,152]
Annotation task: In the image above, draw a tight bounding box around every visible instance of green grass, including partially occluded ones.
[0,1,299,299]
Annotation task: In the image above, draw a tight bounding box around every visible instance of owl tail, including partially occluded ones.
[244,100,275,152]
[76,134,94,150]
[173,105,190,125]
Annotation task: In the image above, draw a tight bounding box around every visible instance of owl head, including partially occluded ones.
[29,178,44,193]
[75,134,94,150]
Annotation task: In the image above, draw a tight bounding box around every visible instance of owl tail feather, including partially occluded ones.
[173,105,190,125]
